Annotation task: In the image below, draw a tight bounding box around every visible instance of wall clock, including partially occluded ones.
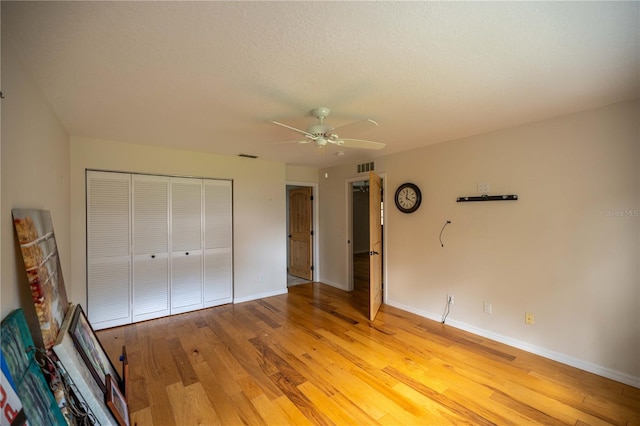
[395,183,422,213]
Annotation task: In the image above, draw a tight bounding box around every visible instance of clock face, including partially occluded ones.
[395,183,422,213]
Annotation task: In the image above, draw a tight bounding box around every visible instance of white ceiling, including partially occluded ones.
[3,1,639,168]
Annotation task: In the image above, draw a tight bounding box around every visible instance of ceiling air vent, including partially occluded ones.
[357,162,375,174]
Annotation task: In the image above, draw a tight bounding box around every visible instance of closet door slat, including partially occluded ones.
[132,175,171,321]
[87,171,132,329]
[204,180,233,306]
[171,178,203,313]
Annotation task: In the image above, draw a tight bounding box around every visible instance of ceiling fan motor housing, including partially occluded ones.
[307,124,333,136]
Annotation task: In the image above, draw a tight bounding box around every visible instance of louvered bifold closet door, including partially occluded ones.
[204,180,233,307]
[170,178,204,314]
[87,171,132,330]
[132,174,171,322]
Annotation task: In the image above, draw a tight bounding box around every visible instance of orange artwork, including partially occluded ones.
[12,209,69,350]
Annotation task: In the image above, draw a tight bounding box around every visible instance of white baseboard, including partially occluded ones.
[319,279,349,291]
[386,299,640,389]
[234,288,288,304]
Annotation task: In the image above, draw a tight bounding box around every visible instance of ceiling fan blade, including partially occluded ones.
[329,118,379,134]
[335,139,386,150]
[269,121,315,138]
[272,139,313,145]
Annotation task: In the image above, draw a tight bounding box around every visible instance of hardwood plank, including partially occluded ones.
[96,283,639,425]
[166,381,221,425]
[489,378,617,426]
[383,366,495,425]
[192,362,246,425]
[250,393,296,425]
[298,381,372,426]
[167,337,199,386]
[273,394,316,426]
[130,406,153,426]
[127,349,150,412]
[145,379,178,426]
[227,391,268,426]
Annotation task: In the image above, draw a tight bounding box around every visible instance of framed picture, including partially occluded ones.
[69,304,121,393]
[53,305,116,425]
[106,374,130,426]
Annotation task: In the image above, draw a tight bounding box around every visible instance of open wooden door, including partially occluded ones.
[369,172,383,321]
[288,187,313,281]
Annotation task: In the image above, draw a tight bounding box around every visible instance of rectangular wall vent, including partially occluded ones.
[238,154,258,159]
[357,162,375,173]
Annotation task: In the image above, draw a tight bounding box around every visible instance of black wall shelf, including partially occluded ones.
[457,194,518,202]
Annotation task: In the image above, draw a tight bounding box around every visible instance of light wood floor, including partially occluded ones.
[97,283,639,425]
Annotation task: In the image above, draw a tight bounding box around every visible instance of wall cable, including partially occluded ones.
[439,220,451,247]
[441,296,452,324]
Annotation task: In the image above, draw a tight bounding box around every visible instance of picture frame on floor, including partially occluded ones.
[69,304,121,393]
[106,374,130,426]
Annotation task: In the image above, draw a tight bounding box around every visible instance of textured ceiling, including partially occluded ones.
[3,1,639,168]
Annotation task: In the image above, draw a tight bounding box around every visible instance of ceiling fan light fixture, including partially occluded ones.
[269,107,383,151]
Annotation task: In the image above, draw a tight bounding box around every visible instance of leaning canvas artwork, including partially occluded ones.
[12,209,70,349]
[1,309,67,425]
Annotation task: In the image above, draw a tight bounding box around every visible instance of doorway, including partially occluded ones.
[351,181,370,298]
[286,182,319,287]
[347,173,385,319]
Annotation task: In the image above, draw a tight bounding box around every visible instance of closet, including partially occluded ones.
[86,171,232,330]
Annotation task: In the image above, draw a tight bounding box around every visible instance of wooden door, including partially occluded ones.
[288,187,313,281]
[369,172,383,321]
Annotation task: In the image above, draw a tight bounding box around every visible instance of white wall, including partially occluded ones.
[286,165,319,183]
[70,137,287,309]
[0,38,71,327]
[319,100,640,386]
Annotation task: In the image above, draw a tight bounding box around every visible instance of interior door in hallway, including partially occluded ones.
[369,171,383,321]
[288,186,313,281]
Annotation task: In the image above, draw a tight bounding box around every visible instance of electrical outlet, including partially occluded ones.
[447,294,454,305]
[525,312,534,324]
[483,302,492,314]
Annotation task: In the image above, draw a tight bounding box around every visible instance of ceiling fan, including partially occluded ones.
[269,107,385,150]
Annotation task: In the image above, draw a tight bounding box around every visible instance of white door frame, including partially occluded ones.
[345,173,387,299]
[286,181,320,282]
